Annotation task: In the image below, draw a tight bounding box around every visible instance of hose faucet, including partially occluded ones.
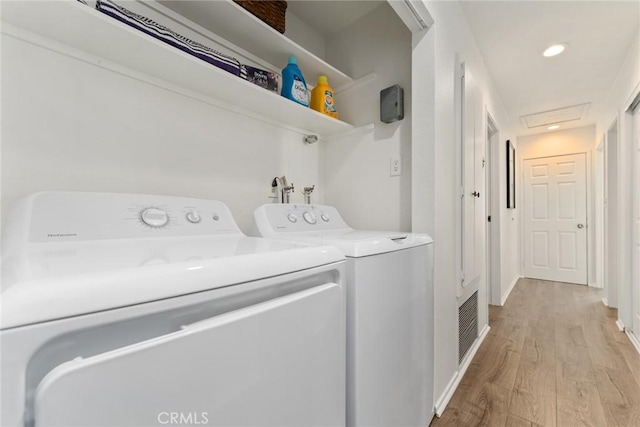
[303,185,315,204]
[282,176,294,203]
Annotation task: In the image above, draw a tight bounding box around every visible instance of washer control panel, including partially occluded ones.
[26,192,242,242]
[255,204,350,234]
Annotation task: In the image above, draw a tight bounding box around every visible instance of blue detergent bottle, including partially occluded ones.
[281,56,309,107]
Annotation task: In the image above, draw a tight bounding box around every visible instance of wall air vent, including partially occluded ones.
[519,103,590,129]
[458,291,478,364]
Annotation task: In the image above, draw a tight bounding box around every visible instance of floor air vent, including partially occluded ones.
[458,291,478,364]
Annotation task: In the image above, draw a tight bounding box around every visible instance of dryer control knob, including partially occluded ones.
[140,208,169,228]
[186,210,201,223]
[303,211,317,224]
[287,214,298,223]
[321,213,330,222]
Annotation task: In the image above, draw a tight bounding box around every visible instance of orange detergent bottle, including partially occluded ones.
[310,75,338,119]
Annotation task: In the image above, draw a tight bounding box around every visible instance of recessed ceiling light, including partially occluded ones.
[547,125,560,130]
[543,44,567,57]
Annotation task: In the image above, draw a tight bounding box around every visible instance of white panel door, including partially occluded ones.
[523,154,587,284]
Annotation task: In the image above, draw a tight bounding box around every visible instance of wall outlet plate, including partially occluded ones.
[380,85,404,123]
[390,156,402,176]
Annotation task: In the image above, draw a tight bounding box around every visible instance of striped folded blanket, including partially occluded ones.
[96,0,245,77]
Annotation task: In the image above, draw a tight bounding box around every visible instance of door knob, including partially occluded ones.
[471,191,480,198]
[577,223,584,229]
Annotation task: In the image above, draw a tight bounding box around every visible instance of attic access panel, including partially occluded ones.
[519,103,590,129]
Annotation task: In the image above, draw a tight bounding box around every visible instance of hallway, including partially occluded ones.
[432,278,640,427]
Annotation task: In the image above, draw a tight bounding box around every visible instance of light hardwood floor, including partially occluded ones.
[431,278,640,427]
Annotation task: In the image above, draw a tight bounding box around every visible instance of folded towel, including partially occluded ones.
[96,0,245,78]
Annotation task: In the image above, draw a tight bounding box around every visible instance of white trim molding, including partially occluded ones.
[434,325,490,416]
[387,0,434,33]
[616,319,625,332]
[434,371,459,418]
[501,276,521,306]
[602,297,609,307]
[627,330,640,355]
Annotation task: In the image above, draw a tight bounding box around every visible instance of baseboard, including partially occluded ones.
[434,325,490,417]
[615,319,625,332]
[500,276,520,306]
[434,371,458,418]
[588,282,601,288]
[626,330,640,355]
[602,297,609,307]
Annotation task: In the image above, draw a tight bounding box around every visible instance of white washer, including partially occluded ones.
[1,192,346,427]
[254,204,434,427]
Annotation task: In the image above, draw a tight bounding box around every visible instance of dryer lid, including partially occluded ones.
[1,193,344,329]
[1,237,342,329]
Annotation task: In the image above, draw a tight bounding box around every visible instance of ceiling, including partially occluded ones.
[460,1,639,136]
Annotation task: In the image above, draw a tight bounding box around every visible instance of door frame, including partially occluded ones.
[595,138,605,290]
[605,116,620,308]
[520,152,590,285]
[486,111,501,306]
[623,84,640,339]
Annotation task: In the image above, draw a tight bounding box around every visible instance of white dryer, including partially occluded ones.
[254,204,434,427]
[1,192,346,427]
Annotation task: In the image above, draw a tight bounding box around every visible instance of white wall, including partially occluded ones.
[518,125,597,159]
[0,32,323,233]
[322,3,412,231]
[498,135,520,305]
[517,126,597,286]
[597,29,640,139]
[410,0,519,413]
[285,11,326,60]
[596,28,640,327]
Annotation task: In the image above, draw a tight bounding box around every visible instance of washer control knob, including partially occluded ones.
[287,213,298,223]
[186,210,201,223]
[321,213,330,222]
[140,208,169,228]
[303,211,317,224]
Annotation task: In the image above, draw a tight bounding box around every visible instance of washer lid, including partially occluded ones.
[253,204,433,257]
[1,236,344,329]
[266,230,433,258]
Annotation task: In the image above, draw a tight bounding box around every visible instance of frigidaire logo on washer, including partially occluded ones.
[157,412,209,425]
[47,233,78,238]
